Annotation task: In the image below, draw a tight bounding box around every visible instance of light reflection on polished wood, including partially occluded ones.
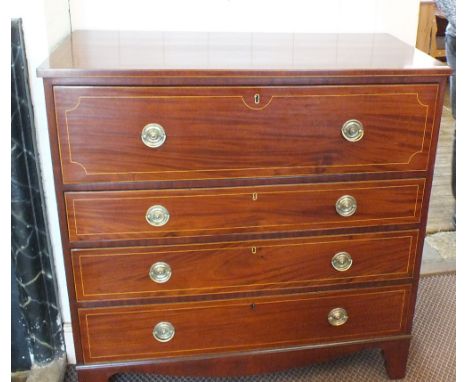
[38,31,450,77]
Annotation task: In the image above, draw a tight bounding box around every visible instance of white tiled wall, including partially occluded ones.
[44,0,71,49]
[13,0,421,366]
[69,0,420,45]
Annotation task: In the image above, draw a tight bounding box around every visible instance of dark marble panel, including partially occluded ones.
[11,18,65,369]
[11,262,31,372]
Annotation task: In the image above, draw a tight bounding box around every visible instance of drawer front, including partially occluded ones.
[65,179,425,243]
[79,285,411,363]
[54,85,438,184]
[73,230,419,301]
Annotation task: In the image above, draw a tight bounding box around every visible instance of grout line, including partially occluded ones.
[67,0,73,34]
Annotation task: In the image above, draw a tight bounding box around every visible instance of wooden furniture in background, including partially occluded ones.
[38,31,450,382]
[417,0,448,59]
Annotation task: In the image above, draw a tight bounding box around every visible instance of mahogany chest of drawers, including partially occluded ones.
[38,31,450,381]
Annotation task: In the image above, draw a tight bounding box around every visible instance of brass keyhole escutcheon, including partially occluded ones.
[254,93,260,105]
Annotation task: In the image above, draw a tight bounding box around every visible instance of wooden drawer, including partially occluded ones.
[65,179,424,243]
[79,285,411,363]
[72,230,419,301]
[54,85,438,184]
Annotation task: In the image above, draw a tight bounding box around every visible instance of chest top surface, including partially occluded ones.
[37,30,450,79]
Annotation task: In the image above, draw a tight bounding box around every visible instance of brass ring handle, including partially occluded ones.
[331,252,353,272]
[335,195,357,217]
[328,308,349,326]
[146,205,170,227]
[141,123,166,148]
[342,119,364,142]
[153,321,175,342]
[149,262,172,283]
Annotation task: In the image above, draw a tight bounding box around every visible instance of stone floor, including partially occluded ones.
[421,231,456,274]
[426,104,456,233]
[11,358,66,382]
[421,88,456,275]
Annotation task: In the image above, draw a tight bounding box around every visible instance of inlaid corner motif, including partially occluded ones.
[54,84,437,183]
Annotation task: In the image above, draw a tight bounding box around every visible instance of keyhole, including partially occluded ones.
[254,93,260,105]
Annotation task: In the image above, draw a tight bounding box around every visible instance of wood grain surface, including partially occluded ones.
[65,179,425,243]
[54,85,437,184]
[37,31,450,79]
[72,230,419,301]
[74,337,412,381]
[78,285,411,363]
